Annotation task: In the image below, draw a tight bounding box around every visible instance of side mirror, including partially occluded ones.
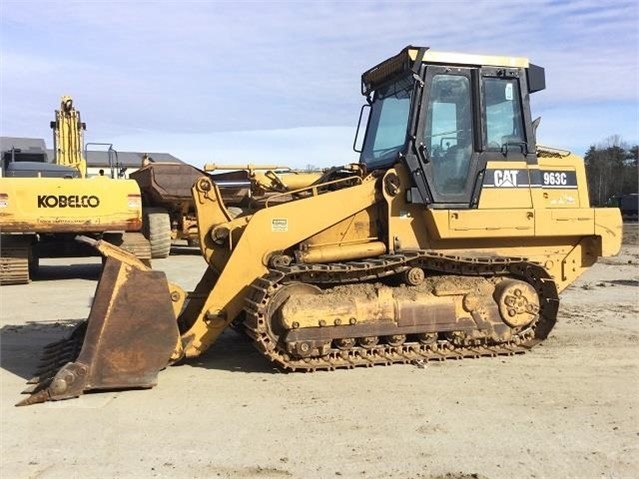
[352,104,371,153]
[532,116,541,142]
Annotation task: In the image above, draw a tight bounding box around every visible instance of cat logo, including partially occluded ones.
[494,169,519,188]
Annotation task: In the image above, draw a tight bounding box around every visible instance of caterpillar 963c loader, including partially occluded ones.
[18,46,622,406]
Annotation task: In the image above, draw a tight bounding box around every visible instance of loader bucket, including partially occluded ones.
[17,256,180,406]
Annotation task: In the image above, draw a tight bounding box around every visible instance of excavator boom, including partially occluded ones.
[51,96,88,178]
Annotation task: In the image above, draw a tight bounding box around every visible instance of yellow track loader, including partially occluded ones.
[18,46,622,406]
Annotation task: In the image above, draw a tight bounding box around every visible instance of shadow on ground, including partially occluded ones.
[32,247,202,281]
[606,279,639,287]
[32,263,102,282]
[182,329,280,374]
[169,245,201,256]
[0,320,82,380]
[0,321,276,385]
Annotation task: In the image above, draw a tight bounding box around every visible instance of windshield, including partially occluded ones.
[360,76,414,169]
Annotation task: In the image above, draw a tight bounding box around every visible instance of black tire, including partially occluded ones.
[143,207,171,259]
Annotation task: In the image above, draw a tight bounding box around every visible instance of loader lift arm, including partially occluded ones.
[178,172,378,358]
[18,171,380,404]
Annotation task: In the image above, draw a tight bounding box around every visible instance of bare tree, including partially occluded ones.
[584,136,638,206]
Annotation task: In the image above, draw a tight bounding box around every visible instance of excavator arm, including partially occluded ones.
[51,96,88,177]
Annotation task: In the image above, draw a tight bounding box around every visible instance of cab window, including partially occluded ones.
[483,77,525,149]
[424,74,473,195]
[360,77,413,169]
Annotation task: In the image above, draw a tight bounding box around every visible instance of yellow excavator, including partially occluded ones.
[18,46,622,406]
[0,97,150,284]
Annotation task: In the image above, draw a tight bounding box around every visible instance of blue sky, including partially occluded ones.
[1,0,637,168]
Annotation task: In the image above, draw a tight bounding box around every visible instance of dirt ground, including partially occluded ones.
[1,227,637,479]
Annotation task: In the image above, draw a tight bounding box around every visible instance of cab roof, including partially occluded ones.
[362,45,541,97]
[409,47,529,68]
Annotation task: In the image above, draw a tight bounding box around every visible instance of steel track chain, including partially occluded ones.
[243,251,559,371]
[0,243,30,285]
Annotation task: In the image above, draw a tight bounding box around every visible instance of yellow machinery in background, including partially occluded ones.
[130,160,324,258]
[50,96,88,177]
[0,97,150,285]
[19,46,622,405]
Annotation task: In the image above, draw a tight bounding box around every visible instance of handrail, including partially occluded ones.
[85,142,121,178]
[203,163,292,172]
[264,175,362,208]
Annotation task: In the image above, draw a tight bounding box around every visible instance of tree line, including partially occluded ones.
[583,135,638,206]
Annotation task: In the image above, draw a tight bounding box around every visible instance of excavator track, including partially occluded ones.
[0,237,30,285]
[244,252,559,371]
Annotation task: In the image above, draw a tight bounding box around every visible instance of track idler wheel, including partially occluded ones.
[494,279,540,328]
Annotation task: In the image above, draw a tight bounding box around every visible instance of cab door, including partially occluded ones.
[417,66,480,208]
[416,65,536,209]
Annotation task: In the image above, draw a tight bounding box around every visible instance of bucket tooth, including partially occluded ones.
[16,390,50,407]
[21,384,40,394]
[17,256,180,406]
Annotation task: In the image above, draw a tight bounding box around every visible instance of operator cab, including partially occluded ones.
[357,46,545,209]
[0,139,80,178]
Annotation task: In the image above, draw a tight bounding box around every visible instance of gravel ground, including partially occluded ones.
[1,227,637,479]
